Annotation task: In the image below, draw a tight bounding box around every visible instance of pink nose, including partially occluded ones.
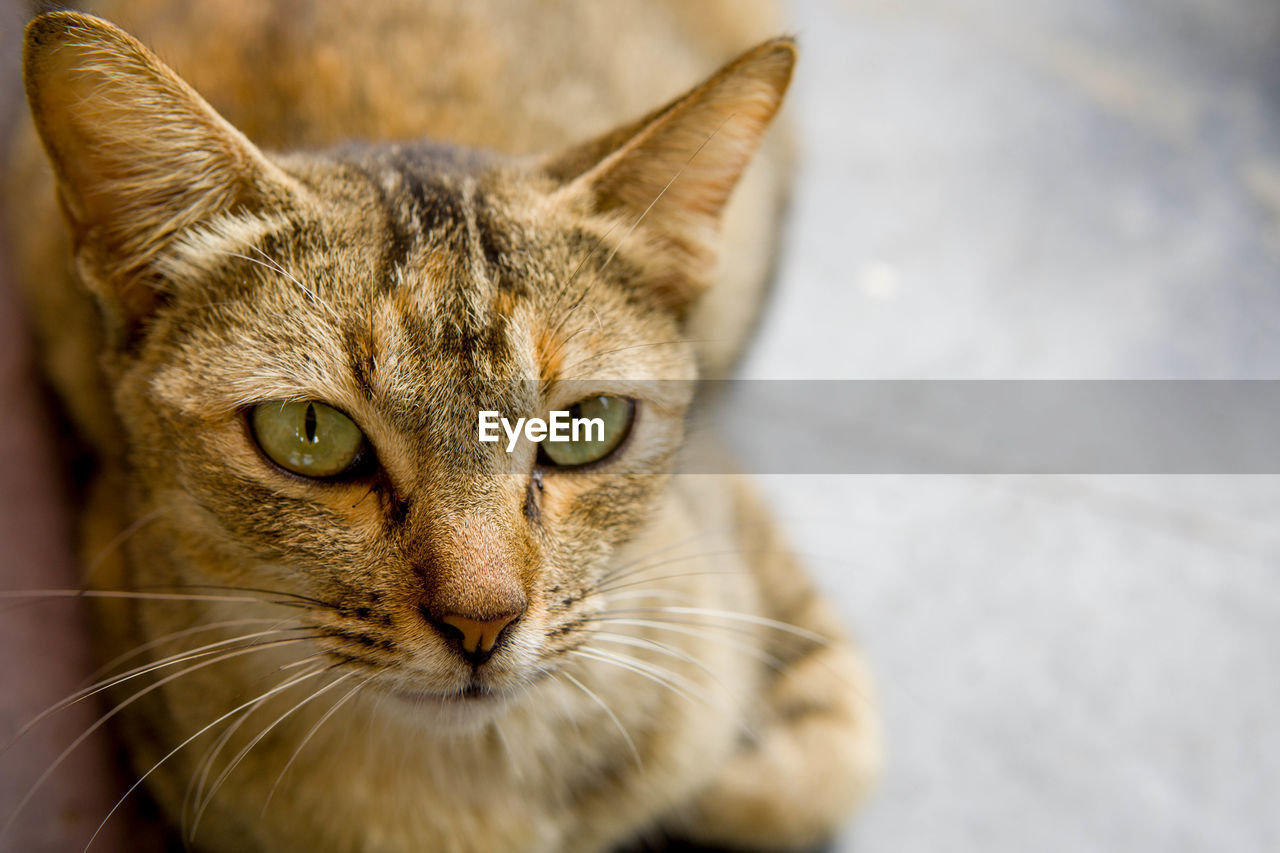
[439,612,520,657]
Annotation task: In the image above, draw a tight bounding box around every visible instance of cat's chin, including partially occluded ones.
[379,683,515,733]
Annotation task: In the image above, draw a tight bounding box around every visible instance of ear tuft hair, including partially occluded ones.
[23,11,295,328]
[543,38,796,310]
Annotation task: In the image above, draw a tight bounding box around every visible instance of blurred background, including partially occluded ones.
[743,1,1280,851]
[3,0,1279,850]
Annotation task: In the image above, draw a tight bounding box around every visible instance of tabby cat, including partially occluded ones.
[5,2,879,850]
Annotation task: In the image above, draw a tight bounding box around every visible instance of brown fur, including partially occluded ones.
[6,3,880,851]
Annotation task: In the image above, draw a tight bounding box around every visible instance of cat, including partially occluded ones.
[5,2,880,851]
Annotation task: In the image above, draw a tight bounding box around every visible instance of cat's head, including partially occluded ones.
[23,12,793,722]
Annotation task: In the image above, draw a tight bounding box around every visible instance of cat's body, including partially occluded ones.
[5,2,879,851]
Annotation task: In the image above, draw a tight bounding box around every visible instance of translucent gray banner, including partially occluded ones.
[679,380,1280,474]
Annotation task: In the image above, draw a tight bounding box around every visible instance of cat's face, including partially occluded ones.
[23,12,792,722]
[130,150,696,714]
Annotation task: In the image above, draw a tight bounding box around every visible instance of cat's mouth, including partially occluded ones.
[387,681,511,712]
[382,681,516,730]
[395,683,495,704]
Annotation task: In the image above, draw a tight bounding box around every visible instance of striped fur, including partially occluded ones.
[5,4,879,851]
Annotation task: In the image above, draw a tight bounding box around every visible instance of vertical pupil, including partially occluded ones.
[304,403,318,443]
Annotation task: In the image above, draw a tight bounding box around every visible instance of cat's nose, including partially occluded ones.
[415,514,530,665]
[445,612,519,658]
[424,605,524,666]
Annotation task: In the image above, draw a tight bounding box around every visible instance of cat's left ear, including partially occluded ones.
[541,38,795,312]
[23,11,297,333]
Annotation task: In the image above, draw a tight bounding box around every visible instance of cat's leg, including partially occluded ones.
[665,482,881,852]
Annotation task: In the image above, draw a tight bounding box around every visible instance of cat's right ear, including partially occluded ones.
[539,38,795,314]
[23,11,296,333]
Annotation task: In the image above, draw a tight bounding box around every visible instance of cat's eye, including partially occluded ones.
[538,396,634,468]
[250,401,367,478]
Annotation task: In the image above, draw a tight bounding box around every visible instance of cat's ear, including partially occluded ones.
[23,11,295,330]
[541,37,795,311]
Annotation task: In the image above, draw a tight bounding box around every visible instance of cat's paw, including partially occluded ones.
[670,642,881,852]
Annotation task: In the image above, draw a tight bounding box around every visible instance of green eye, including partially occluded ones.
[250,401,367,478]
[539,396,634,468]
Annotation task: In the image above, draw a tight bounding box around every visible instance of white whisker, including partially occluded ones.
[557,671,641,768]
[183,679,277,835]
[596,113,734,275]
[595,568,744,597]
[222,246,341,323]
[83,506,169,577]
[567,647,711,712]
[88,617,294,686]
[83,666,329,851]
[190,671,354,840]
[597,606,830,645]
[0,589,305,604]
[0,636,315,843]
[589,617,785,671]
[262,677,369,813]
[3,626,313,756]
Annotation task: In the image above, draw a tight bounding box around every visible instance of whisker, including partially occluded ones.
[273,639,366,674]
[556,671,641,768]
[587,616,875,709]
[539,671,585,740]
[0,636,316,842]
[492,720,519,779]
[599,546,759,590]
[597,545,831,591]
[567,648,710,711]
[596,113,734,276]
[0,589,312,606]
[595,568,745,598]
[599,527,866,589]
[596,589,696,605]
[87,617,296,685]
[600,524,746,583]
[261,677,369,813]
[592,606,831,646]
[225,247,340,323]
[544,288,594,371]
[82,665,329,851]
[183,680,280,834]
[539,322,594,390]
[588,631,743,710]
[190,671,355,840]
[130,583,337,610]
[587,617,787,672]
[83,506,169,577]
[552,196,633,307]
[193,637,368,810]
[2,627,313,757]
[245,244,297,281]
[179,641,364,823]
[577,612,814,667]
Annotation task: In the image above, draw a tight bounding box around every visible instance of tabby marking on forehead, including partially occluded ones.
[350,142,500,290]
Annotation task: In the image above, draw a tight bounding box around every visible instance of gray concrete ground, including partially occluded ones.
[752,1,1280,850]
